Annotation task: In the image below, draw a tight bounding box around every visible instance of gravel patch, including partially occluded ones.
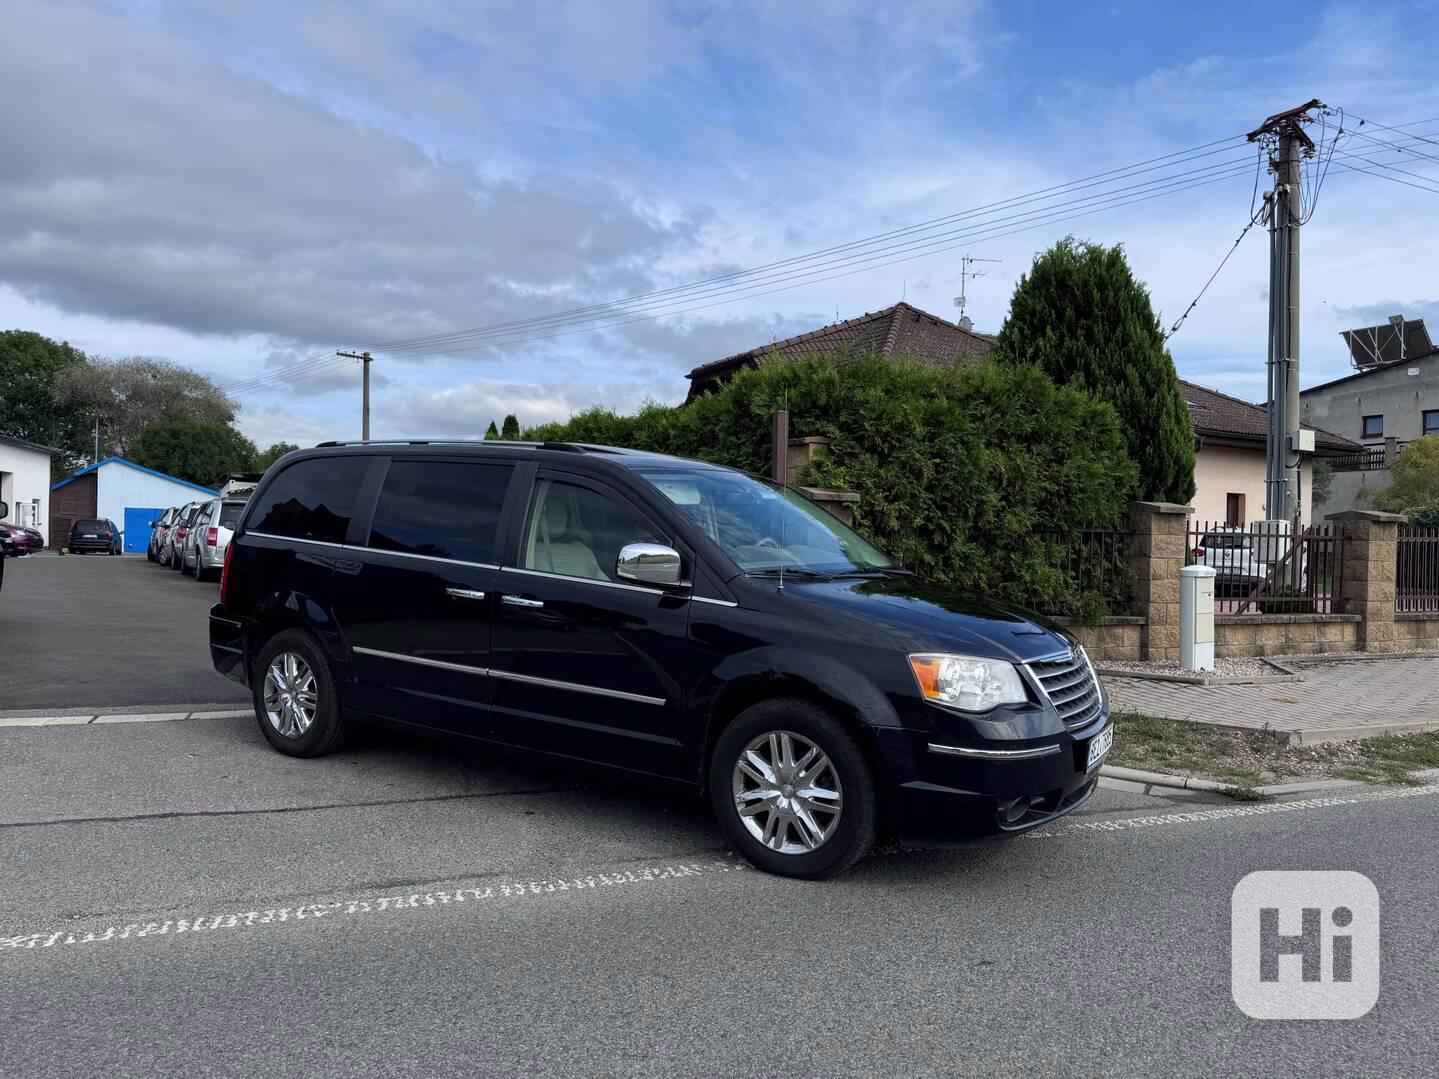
[1099,657,1278,679]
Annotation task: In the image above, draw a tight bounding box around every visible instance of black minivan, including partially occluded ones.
[210,441,1112,878]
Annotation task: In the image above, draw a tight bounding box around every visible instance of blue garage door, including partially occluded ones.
[123,507,162,553]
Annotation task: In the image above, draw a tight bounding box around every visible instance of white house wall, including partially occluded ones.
[1192,443,1313,527]
[94,462,213,546]
[0,443,54,544]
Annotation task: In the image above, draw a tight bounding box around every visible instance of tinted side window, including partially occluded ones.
[521,479,660,582]
[248,456,369,543]
[368,461,512,563]
[218,502,245,530]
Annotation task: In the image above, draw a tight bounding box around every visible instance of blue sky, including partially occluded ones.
[2,0,1437,448]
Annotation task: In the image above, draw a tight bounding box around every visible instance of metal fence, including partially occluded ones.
[1185,519,1348,615]
[1397,527,1439,613]
[1030,527,1135,616]
[1328,447,1388,473]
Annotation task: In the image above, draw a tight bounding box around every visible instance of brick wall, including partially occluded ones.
[1394,614,1439,652]
[49,471,97,548]
[1216,614,1361,656]
[1055,617,1145,662]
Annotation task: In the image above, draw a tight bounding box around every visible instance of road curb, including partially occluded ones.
[0,707,251,727]
[1098,763,1369,797]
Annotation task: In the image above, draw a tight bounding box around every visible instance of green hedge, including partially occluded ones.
[526,354,1137,607]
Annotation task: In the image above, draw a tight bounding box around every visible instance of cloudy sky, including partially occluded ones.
[3,0,1437,448]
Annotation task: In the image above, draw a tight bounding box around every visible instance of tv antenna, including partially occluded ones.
[953,255,1000,325]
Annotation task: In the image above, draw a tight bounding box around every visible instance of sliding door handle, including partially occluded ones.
[445,587,487,601]
[501,594,544,608]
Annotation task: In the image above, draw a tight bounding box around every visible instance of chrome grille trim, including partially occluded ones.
[1027,650,1103,730]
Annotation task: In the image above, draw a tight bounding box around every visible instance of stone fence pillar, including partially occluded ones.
[1127,501,1194,661]
[1326,510,1405,652]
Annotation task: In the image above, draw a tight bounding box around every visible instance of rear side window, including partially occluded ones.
[75,519,106,531]
[217,502,245,530]
[368,461,512,563]
[248,456,369,544]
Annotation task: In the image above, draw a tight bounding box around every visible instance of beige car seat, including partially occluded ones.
[530,495,607,581]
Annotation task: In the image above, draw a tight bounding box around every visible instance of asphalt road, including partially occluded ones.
[4,715,1436,1078]
[0,552,247,711]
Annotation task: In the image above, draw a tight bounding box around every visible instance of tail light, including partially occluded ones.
[220,542,234,603]
[1192,546,1205,558]
[206,527,218,547]
[177,526,188,539]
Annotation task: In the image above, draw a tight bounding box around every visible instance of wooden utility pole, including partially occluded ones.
[336,351,373,440]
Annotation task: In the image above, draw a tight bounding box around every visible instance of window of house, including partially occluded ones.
[1362,414,1383,439]
[368,461,512,564]
[248,456,369,544]
[1424,410,1439,437]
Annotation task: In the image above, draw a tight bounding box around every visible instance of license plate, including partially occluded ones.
[83,534,97,538]
[1085,725,1114,771]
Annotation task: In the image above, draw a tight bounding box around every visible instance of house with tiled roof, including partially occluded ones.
[683,301,1359,526]
[685,301,994,402]
[1178,379,1357,526]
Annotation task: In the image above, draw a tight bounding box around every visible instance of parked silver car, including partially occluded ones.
[182,498,246,581]
[163,502,202,570]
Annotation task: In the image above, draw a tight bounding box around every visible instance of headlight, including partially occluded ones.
[908,653,1028,712]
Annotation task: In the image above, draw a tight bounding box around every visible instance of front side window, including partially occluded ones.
[369,461,512,563]
[1362,414,1383,439]
[522,479,659,582]
[248,456,369,544]
[636,466,893,575]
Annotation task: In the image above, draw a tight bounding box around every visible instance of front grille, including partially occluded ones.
[1027,651,1102,730]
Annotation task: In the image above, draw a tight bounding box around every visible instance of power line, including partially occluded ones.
[361,165,1258,360]
[349,135,1252,356]
[361,156,1260,357]
[1164,208,1265,341]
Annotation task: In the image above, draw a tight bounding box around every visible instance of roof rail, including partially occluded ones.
[313,439,535,448]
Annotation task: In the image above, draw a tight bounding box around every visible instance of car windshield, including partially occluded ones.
[635,466,894,575]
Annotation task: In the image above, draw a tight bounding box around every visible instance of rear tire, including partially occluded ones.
[709,697,878,880]
[252,630,348,758]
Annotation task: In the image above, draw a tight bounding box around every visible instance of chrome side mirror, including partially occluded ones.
[616,542,684,587]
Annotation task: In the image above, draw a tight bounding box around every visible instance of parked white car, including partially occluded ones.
[1193,526,1307,596]
[182,497,247,582]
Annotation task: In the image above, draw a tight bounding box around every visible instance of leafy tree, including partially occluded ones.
[484,420,499,440]
[56,357,236,457]
[500,414,520,440]
[990,238,1196,503]
[527,354,1137,607]
[1374,437,1439,514]
[131,419,257,488]
[254,441,299,472]
[0,330,91,474]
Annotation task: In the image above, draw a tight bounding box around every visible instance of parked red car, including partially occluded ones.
[0,522,38,555]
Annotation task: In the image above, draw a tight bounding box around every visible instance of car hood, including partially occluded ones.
[782,575,1075,663]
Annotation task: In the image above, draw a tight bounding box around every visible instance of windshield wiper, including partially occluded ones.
[745,567,837,580]
[837,567,914,578]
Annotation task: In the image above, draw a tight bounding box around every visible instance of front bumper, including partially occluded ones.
[878,709,1111,845]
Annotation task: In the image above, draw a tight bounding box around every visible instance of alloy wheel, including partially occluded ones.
[731,730,843,854]
[262,652,318,739]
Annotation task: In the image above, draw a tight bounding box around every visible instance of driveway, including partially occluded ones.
[0,553,247,713]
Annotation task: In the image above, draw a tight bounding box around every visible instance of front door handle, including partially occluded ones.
[445,587,487,601]
[501,594,544,608]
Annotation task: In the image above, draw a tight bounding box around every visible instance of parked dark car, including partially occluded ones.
[210,442,1112,879]
[68,518,121,554]
[0,500,7,594]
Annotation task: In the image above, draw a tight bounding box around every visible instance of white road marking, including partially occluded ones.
[1,861,750,955]
[0,708,251,727]
[7,781,1439,960]
[0,715,92,728]
[92,712,191,724]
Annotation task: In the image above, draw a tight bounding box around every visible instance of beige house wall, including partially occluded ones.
[1191,443,1313,527]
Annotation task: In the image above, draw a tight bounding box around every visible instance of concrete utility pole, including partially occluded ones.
[1247,100,1322,530]
[336,351,374,440]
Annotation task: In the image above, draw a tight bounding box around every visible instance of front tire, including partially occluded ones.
[252,630,348,758]
[709,698,878,880]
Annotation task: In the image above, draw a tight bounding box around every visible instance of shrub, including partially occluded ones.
[527,354,1137,608]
